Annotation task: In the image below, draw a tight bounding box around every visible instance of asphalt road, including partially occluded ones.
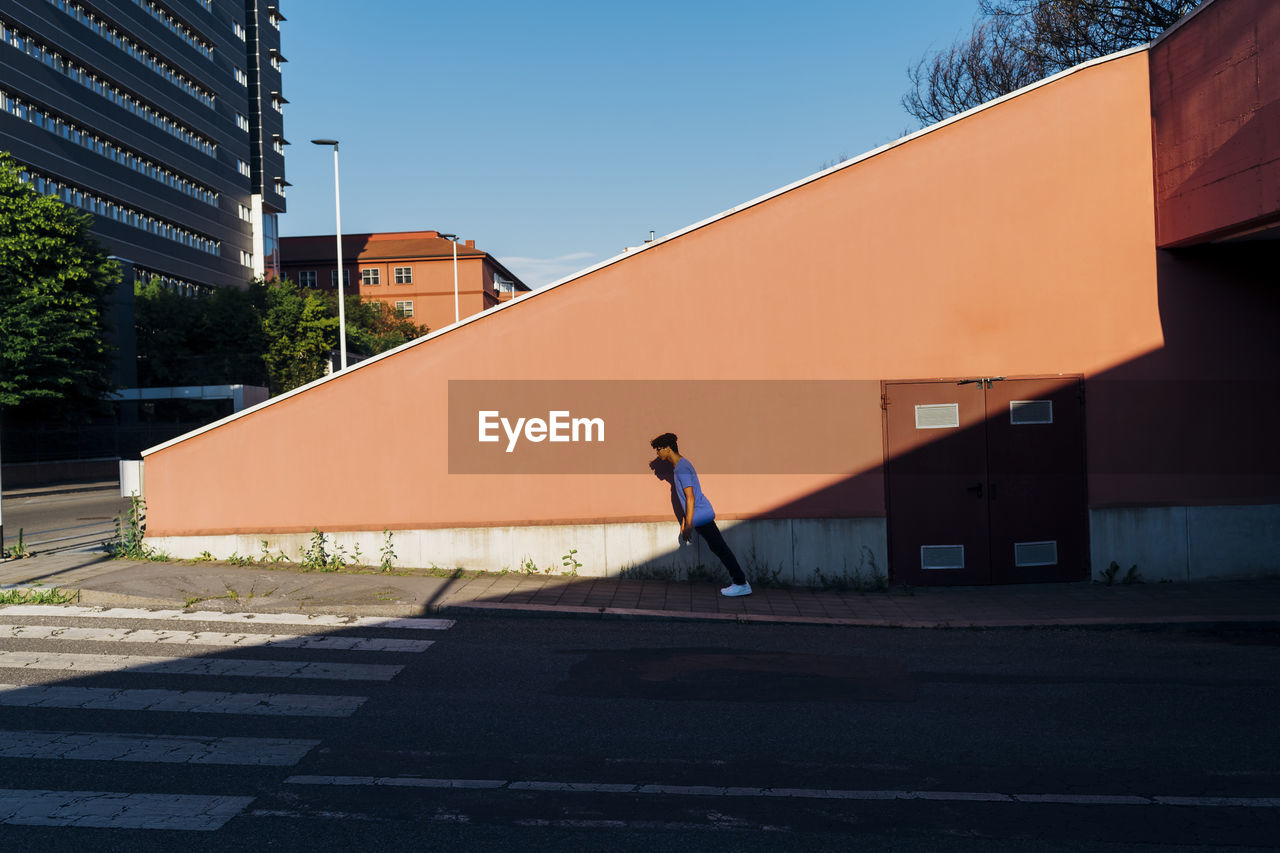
[1,489,129,555]
[0,609,1276,851]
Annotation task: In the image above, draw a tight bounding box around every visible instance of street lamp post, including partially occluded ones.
[311,139,347,370]
[438,233,460,324]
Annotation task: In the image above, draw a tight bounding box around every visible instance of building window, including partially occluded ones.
[394,266,412,284]
[233,22,246,41]
[298,270,316,287]
[236,112,249,132]
[235,67,247,86]
[331,269,351,287]
[394,300,414,318]
[361,268,380,286]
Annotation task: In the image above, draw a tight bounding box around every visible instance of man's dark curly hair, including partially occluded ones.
[650,433,679,453]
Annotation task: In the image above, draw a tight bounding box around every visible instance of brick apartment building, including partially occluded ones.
[277,230,530,332]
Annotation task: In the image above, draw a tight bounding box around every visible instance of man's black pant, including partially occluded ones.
[695,521,746,585]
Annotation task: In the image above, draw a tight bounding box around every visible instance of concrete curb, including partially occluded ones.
[2,587,1276,630]
[437,600,1280,630]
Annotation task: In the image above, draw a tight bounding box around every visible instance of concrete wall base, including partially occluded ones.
[148,505,1280,586]
[1089,504,1280,582]
[145,518,890,588]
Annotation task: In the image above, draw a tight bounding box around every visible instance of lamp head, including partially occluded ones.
[310,138,339,148]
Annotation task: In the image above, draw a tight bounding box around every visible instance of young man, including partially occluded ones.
[650,433,751,597]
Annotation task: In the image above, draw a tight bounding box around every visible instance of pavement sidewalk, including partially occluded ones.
[3,548,1280,628]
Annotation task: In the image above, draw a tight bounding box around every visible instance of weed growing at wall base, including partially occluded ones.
[1099,561,1143,585]
[0,586,77,605]
[2,529,30,560]
[105,496,167,561]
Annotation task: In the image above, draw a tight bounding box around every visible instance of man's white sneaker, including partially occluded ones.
[721,583,752,597]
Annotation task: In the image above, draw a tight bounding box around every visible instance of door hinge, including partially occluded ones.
[881,393,888,411]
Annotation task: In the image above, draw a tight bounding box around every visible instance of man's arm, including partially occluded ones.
[682,486,695,540]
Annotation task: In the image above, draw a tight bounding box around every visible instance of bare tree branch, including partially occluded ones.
[902,1,1201,127]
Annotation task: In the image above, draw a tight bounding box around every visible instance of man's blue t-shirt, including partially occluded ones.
[674,457,716,527]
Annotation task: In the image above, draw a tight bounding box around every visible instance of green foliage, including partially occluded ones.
[342,297,421,359]
[258,539,291,563]
[299,528,351,572]
[260,279,337,394]
[0,586,77,605]
[106,495,166,561]
[380,529,397,573]
[0,152,118,410]
[134,278,425,396]
[260,283,422,395]
[2,528,30,559]
[134,280,267,387]
[562,548,582,574]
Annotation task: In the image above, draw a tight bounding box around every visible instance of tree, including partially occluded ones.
[339,296,422,358]
[135,280,424,396]
[902,1,1202,126]
[259,279,336,395]
[134,281,267,387]
[0,152,119,410]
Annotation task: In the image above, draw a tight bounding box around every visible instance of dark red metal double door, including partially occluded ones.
[884,377,1087,585]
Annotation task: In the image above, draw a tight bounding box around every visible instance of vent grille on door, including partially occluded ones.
[1010,400,1053,424]
[1014,540,1058,567]
[915,403,960,429]
[921,545,965,570]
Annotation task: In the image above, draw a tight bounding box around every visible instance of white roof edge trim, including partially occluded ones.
[1151,0,1217,47]
[143,43,1150,458]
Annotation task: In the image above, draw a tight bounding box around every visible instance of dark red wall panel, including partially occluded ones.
[1151,0,1280,247]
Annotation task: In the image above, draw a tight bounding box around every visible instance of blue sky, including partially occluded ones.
[279,1,980,287]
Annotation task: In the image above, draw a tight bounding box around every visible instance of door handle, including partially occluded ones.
[966,482,984,498]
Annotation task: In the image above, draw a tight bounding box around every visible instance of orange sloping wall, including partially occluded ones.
[145,51,1160,537]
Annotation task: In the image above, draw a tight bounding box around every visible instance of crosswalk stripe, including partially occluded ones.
[0,624,435,652]
[0,650,402,681]
[0,788,253,831]
[0,606,454,630]
[0,730,319,766]
[0,683,366,717]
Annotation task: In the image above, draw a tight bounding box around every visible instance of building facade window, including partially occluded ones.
[394,266,412,284]
[361,268,380,286]
[127,0,214,59]
[0,19,217,156]
[0,86,218,205]
[298,270,316,287]
[45,0,216,108]
[394,300,414,318]
[16,164,219,255]
[331,269,350,287]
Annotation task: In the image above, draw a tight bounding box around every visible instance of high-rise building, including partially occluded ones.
[0,0,287,295]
